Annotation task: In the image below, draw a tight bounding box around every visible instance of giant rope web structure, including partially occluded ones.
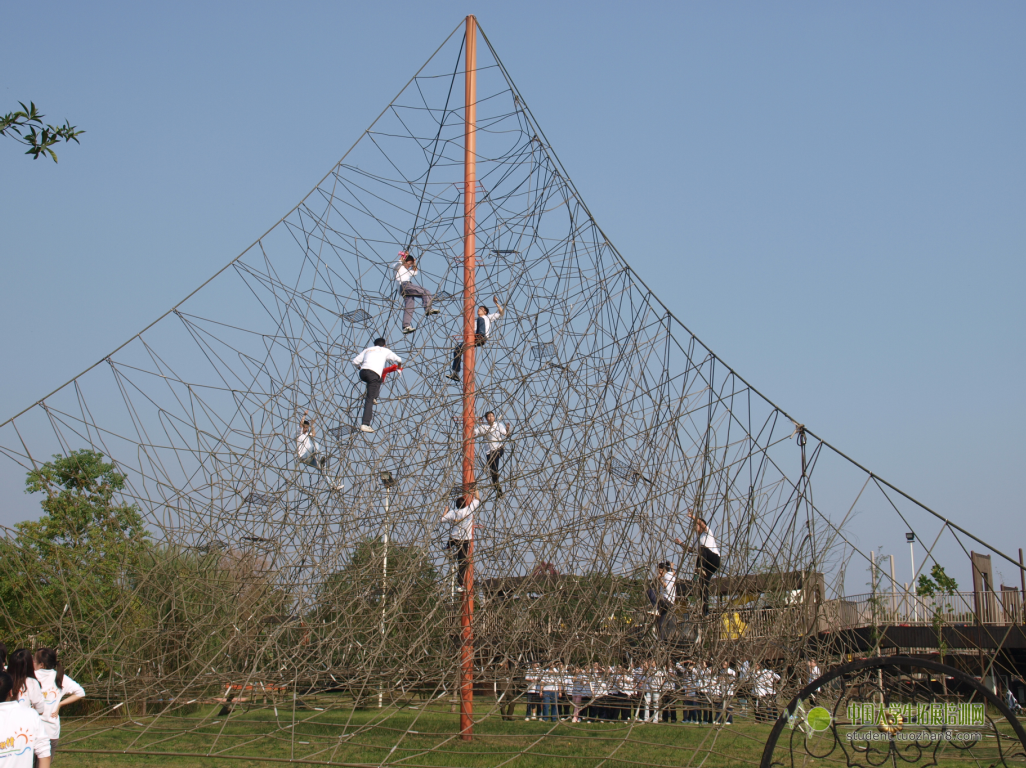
[1,16,1023,767]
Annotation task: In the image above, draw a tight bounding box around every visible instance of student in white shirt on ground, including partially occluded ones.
[675,512,721,616]
[440,487,480,591]
[695,661,715,724]
[807,658,822,704]
[570,667,591,723]
[394,252,439,333]
[751,662,781,722]
[473,412,511,498]
[539,664,561,722]
[351,339,402,432]
[524,662,542,720]
[33,648,85,757]
[5,650,43,716]
[0,671,51,768]
[714,661,736,724]
[447,298,505,381]
[641,660,664,723]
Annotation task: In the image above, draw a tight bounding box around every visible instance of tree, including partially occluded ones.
[1,102,83,162]
[917,564,959,599]
[916,563,959,689]
[312,538,443,687]
[0,450,149,650]
[121,544,291,699]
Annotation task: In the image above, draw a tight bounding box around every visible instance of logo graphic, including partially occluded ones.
[806,706,831,731]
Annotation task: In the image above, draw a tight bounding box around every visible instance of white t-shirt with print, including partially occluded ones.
[16,677,44,715]
[0,701,51,766]
[35,668,85,740]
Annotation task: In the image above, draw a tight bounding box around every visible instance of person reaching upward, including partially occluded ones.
[447,297,505,381]
[675,512,721,616]
[440,487,481,592]
[394,251,439,333]
[296,412,325,470]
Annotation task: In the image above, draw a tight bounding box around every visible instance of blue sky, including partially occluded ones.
[2,2,1023,589]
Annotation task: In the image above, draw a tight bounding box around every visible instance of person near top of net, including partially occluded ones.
[351,338,402,433]
[674,511,721,616]
[446,297,504,381]
[473,411,511,498]
[440,486,480,592]
[393,251,439,334]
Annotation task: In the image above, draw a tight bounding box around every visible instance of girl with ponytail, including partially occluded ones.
[33,648,85,756]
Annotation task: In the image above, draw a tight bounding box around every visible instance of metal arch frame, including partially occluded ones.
[760,655,1026,768]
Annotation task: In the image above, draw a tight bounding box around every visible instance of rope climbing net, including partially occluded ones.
[0,19,1021,767]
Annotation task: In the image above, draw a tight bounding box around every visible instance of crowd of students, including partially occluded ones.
[511,658,783,724]
[0,643,84,767]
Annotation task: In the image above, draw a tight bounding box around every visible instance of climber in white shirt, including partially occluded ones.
[440,487,480,591]
[295,412,344,490]
[351,339,402,433]
[473,411,511,498]
[447,297,505,381]
[675,512,721,616]
[394,251,439,333]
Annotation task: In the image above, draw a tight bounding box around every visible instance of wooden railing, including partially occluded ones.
[820,590,1024,630]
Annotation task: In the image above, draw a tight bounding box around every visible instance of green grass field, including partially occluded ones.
[57,697,1023,767]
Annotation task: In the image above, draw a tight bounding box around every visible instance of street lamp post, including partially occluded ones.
[906,532,917,622]
[379,470,398,708]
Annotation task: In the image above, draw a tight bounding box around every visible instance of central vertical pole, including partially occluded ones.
[459,13,478,742]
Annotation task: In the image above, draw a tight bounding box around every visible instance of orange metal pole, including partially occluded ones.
[459,13,477,742]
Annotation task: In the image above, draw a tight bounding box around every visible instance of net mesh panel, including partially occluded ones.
[0,20,1019,767]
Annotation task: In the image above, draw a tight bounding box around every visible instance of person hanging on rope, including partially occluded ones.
[446,297,505,381]
[674,512,721,617]
[394,251,439,334]
[295,412,344,490]
[351,338,402,433]
[296,412,327,470]
[473,411,511,498]
[440,486,480,592]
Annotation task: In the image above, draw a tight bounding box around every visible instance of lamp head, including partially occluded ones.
[380,471,397,489]
[905,532,915,544]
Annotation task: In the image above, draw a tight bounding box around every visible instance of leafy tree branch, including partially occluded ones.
[1,101,84,162]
